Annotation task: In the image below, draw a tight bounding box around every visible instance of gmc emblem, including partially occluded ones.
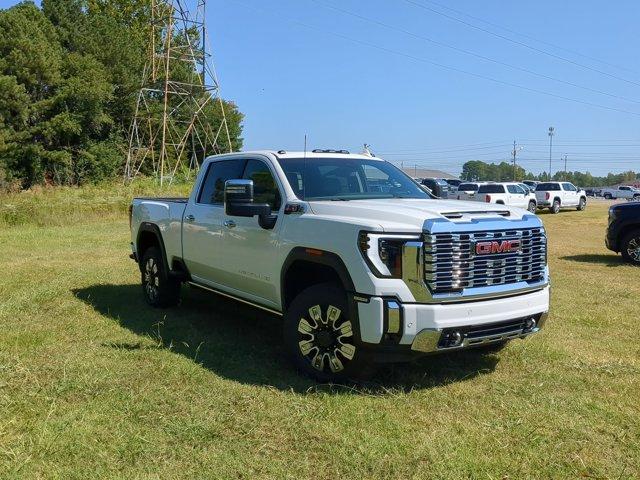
[473,239,522,256]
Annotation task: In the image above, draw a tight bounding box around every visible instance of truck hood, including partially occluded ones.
[307,198,533,232]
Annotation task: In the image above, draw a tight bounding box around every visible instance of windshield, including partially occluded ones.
[276,157,430,201]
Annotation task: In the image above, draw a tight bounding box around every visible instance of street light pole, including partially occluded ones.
[548,126,554,181]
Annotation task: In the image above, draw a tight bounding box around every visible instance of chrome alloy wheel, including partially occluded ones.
[627,237,640,263]
[144,257,160,301]
[297,305,355,373]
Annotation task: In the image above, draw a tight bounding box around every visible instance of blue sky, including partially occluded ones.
[3,0,640,176]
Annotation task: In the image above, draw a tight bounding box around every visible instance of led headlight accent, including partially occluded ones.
[358,232,420,278]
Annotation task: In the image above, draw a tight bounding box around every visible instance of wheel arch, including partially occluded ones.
[280,247,355,312]
[136,223,169,273]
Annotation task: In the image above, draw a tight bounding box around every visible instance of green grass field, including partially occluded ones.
[1,189,638,479]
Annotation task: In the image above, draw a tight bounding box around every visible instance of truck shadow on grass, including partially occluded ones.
[74,284,499,394]
[560,254,626,266]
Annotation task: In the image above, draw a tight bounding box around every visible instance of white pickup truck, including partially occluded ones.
[600,186,640,201]
[457,182,537,213]
[534,182,587,213]
[129,150,549,380]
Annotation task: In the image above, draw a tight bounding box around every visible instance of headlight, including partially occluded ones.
[358,232,419,278]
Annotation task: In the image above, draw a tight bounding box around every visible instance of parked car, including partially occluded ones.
[518,183,533,194]
[523,180,539,189]
[420,177,451,198]
[585,188,597,197]
[129,150,549,380]
[456,182,480,199]
[534,182,587,213]
[601,186,640,201]
[606,202,640,265]
[445,179,462,193]
[459,182,537,213]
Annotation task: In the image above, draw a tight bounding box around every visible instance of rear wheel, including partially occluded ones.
[621,229,640,265]
[527,201,537,213]
[577,197,586,211]
[140,246,181,307]
[604,193,613,200]
[283,283,371,381]
[633,194,640,202]
[549,199,560,214]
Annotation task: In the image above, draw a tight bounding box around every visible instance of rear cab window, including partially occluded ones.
[478,184,505,194]
[458,183,478,192]
[535,182,561,191]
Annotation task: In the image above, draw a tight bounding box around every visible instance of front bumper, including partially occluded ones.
[356,286,549,353]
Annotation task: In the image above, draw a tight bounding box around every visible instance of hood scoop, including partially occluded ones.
[443,210,511,219]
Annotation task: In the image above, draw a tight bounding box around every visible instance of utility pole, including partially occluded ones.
[563,154,568,179]
[511,140,523,181]
[414,164,417,177]
[548,126,555,181]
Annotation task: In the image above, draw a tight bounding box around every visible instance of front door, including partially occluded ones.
[562,183,578,206]
[216,158,284,309]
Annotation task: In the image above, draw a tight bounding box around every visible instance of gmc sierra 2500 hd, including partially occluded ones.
[130,150,550,380]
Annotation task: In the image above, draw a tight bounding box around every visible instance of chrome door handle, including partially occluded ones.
[185,214,195,222]
[224,220,236,228]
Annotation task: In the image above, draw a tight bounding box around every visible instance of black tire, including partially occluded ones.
[577,197,586,211]
[604,193,612,200]
[283,283,371,381]
[633,194,640,202]
[527,200,537,213]
[140,246,181,307]
[549,199,560,214]
[620,229,640,265]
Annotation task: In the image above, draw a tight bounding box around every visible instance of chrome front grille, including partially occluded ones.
[423,228,546,294]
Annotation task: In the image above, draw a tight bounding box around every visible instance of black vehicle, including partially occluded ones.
[445,179,461,188]
[421,178,450,198]
[606,202,640,265]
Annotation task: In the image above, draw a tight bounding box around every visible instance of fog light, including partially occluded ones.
[442,330,464,347]
[525,318,537,331]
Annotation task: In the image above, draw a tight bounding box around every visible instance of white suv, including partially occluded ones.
[458,182,537,213]
[534,182,587,213]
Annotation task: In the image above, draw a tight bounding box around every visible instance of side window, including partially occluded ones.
[507,185,519,194]
[243,160,282,211]
[198,160,246,205]
[562,183,575,191]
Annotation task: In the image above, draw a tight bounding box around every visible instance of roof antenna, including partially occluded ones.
[362,143,374,157]
[303,134,307,201]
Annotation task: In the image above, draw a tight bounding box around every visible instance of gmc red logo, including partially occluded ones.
[474,239,521,255]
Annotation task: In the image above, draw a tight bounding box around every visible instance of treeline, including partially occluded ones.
[461,160,639,187]
[0,0,243,189]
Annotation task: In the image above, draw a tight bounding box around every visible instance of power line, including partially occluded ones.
[418,0,640,76]
[232,1,640,117]
[403,0,640,89]
[310,0,640,105]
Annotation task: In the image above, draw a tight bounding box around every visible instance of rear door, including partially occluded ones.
[182,158,246,281]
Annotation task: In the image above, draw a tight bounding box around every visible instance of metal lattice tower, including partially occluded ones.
[125,0,232,185]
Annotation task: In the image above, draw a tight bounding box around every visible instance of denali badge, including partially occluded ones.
[473,239,522,256]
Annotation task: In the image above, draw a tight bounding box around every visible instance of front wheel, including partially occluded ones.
[527,201,537,213]
[577,197,586,211]
[140,246,181,307]
[621,229,640,265]
[549,199,560,214]
[604,193,612,200]
[283,283,371,381]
